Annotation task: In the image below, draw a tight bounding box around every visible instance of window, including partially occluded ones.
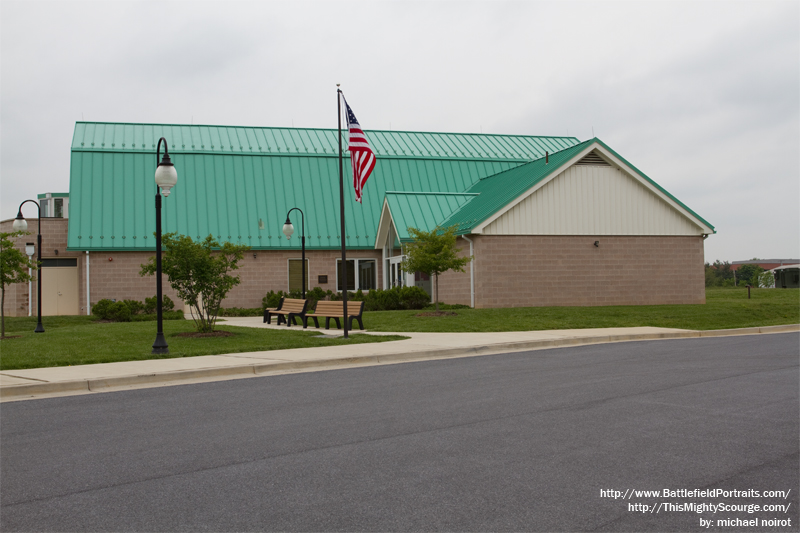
[54,198,63,218]
[337,259,376,291]
[288,259,309,293]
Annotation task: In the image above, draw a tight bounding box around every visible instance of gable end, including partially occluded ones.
[574,151,611,166]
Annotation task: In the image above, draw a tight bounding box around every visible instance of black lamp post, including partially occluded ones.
[13,200,44,333]
[282,208,305,299]
[153,137,178,354]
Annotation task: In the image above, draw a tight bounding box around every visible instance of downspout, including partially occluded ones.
[461,235,475,308]
[85,251,91,315]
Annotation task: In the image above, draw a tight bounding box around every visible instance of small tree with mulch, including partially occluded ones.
[1,231,37,338]
[141,233,249,333]
[402,225,472,312]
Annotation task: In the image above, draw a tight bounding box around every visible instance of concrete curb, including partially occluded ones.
[2,325,798,399]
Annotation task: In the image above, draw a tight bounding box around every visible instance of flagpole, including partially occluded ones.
[337,84,349,339]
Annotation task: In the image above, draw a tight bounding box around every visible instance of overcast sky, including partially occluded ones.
[1,0,798,263]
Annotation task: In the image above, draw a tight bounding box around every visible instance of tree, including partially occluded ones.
[705,260,734,287]
[1,231,37,338]
[401,226,472,312]
[140,233,250,333]
[736,264,763,287]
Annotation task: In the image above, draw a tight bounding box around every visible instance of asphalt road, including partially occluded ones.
[2,333,798,532]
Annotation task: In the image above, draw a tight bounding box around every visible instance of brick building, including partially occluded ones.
[1,123,715,316]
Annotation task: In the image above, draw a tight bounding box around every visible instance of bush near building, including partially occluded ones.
[93,296,178,322]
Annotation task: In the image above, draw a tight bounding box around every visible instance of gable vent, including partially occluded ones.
[575,151,610,166]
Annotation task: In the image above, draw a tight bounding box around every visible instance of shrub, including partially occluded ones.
[306,286,328,308]
[92,299,114,319]
[143,296,175,314]
[423,303,470,310]
[364,288,399,311]
[287,289,303,299]
[399,286,430,309]
[263,290,282,310]
[219,307,262,317]
[144,296,157,314]
[123,299,144,315]
[107,301,132,322]
[360,286,432,311]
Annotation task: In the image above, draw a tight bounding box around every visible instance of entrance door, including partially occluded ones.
[40,258,79,316]
[388,256,405,288]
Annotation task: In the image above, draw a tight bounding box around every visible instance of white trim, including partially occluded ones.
[374,198,399,250]
[592,144,715,234]
[472,142,715,235]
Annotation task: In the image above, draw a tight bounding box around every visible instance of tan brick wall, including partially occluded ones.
[446,235,706,308]
[434,236,474,306]
[3,217,704,315]
[89,249,383,310]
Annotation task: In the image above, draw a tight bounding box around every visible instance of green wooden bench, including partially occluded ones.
[304,300,365,330]
[266,298,309,327]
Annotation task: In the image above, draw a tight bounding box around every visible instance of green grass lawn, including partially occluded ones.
[1,288,796,371]
[0,317,407,371]
[363,288,800,332]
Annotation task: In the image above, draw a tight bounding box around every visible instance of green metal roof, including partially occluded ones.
[384,192,479,242]
[67,122,581,251]
[71,122,577,161]
[439,138,716,234]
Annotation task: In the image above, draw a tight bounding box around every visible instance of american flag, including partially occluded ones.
[343,96,376,203]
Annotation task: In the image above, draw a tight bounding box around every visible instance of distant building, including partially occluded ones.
[772,265,800,289]
[1,122,715,316]
[731,259,800,271]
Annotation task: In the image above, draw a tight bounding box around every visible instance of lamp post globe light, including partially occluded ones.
[13,201,44,332]
[153,137,177,355]
[282,208,305,299]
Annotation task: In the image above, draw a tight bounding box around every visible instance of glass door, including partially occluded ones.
[388,256,405,288]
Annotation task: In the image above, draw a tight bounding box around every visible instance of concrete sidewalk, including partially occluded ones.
[2,319,797,401]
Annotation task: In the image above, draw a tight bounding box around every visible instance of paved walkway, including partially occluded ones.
[2,318,797,401]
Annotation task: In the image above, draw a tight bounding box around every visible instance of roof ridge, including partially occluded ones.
[73,121,580,140]
[385,191,480,196]
[475,138,595,183]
